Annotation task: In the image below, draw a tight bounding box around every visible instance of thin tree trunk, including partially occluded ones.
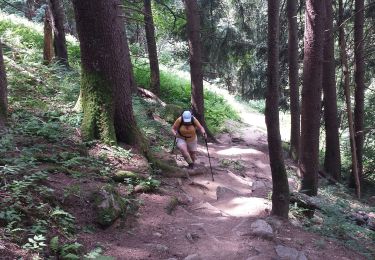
[322,0,341,181]
[287,0,300,162]
[49,0,68,66]
[183,0,212,139]
[25,0,36,20]
[353,0,365,185]
[144,0,160,96]
[0,39,8,130]
[72,0,142,146]
[43,6,54,64]
[300,0,325,196]
[338,0,360,198]
[266,0,290,218]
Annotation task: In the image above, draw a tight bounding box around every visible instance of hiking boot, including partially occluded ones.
[188,163,194,169]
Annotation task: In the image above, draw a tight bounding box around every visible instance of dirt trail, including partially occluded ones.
[76,119,365,260]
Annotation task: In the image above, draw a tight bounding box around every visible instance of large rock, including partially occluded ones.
[92,185,127,227]
[275,245,307,260]
[216,186,238,200]
[250,219,273,240]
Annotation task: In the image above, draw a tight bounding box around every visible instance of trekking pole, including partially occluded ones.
[204,137,214,181]
[171,136,177,159]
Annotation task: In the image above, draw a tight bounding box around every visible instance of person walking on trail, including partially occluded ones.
[172,110,207,169]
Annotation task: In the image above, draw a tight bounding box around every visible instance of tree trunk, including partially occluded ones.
[299,0,325,196]
[72,0,142,146]
[322,0,341,181]
[266,0,290,218]
[0,39,8,130]
[287,0,300,162]
[353,0,365,185]
[338,0,360,198]
[43,6,54,65]
[49,0,68,66]
[144,0,160,96]
[25,0,36,20]
[183,0,212,138]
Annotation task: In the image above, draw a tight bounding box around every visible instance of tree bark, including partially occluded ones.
[0,39,8,130]
[338,0,360,198]
[300,0,325,196]
[144,0,160,96]
[353,0,365,185]
[322,0,341,181]
[72,0,142,146]
[25,0,36,20]
[266,0,290,218]
[287,0,300,162]
[49,0,68,66]
[43,5,54,65]
[183,0,212,138]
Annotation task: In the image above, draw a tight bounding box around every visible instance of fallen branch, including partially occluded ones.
[290,192,322,210]
[4,56,44,84]
[137,87,166,107]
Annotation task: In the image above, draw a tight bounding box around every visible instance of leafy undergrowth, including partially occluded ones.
[0,11,240,258]
[288,179,375,259]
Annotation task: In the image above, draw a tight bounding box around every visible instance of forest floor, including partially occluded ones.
[68,110,366,260]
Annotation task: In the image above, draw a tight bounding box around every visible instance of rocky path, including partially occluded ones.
[76,121,365,260]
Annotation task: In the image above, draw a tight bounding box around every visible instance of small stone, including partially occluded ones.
[184,254,201,260]
[275,245,307,260]
[155,244,169,252]
[153,232,162,238]
[251,219,273,240]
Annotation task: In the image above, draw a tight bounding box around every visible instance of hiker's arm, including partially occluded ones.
[194,118,206,138]
[171,118,180,137]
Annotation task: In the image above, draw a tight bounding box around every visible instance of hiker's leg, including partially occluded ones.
[176,138,193,164]
[187,137,198,163]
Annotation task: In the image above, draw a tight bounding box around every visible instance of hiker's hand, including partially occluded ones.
[202,132,207,139]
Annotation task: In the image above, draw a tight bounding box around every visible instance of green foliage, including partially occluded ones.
[50,207,76,235]
[133,63,240,134]
[139,176,161,191]
[22,234,47,251]
[50,236,59,254]
[84,247,115,260]
[292,185,375,258]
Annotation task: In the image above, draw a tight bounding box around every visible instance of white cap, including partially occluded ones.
[182,111,192,123]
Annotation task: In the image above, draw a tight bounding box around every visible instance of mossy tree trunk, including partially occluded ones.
[43,5,54,65]
[49,0,68,66]
[72,0,143,147]
[0,39,8,130]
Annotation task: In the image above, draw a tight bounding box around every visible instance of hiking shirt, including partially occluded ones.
[173,117,202,143]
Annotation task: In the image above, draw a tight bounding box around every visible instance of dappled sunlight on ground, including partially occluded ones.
[217,147,263,156]
[214,197,271,217]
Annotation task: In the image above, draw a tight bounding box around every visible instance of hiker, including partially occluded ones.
[172,110,207,169]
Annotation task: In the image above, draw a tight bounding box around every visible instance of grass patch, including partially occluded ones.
[133,63,240,133]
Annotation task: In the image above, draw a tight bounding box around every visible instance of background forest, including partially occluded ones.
[0,0,375,259]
